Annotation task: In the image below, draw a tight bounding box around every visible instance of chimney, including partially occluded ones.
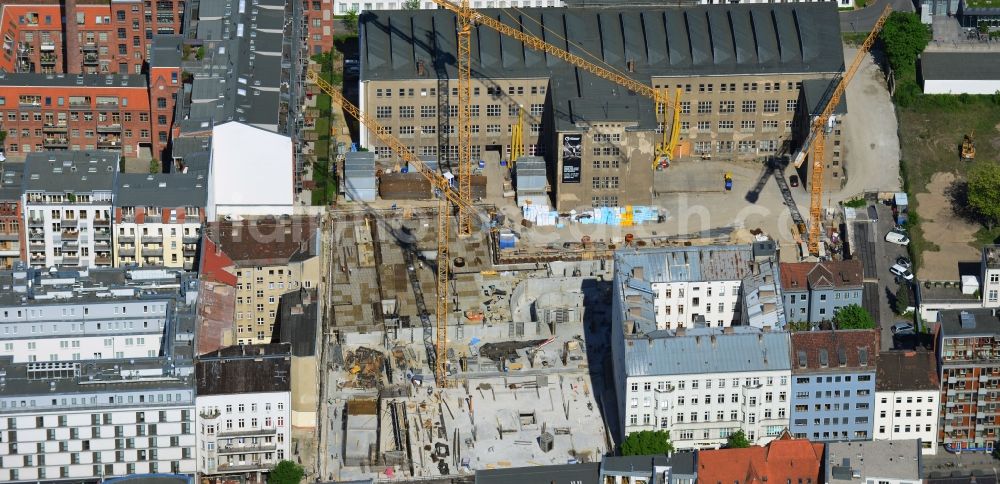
[64,0,82,74]
[710,334,717,347]
[626,59,636,73]
[632,266,644,280]
[416,59,426,76]
[676,326,685,336]
[723,326,734,334]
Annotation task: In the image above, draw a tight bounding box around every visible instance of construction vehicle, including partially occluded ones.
[307,71,475,386]
[724,172,733,191]
[961,131,976,161]
[791,5,891,256]
[654,87,683,170]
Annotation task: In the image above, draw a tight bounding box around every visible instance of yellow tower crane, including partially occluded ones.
[307,71,473,386]
[791,5,891,256]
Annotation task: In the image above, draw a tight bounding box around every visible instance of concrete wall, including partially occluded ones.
[924,79,1000,95]
[789,370,876,441]
[291,355,318,429]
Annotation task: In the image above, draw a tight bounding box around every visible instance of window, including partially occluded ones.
[375,106,392,118]
[719,101,735,114]
[741,100,756,113]
[787,99,798,112]
[486,104,501,117]
[420,105,436,118]
[399,106,414,118]
[763,100,779,113]
[697,101,712,114]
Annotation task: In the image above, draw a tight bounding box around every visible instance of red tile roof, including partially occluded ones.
[780,260,863,291]
[790,329,878,374]
[697,434,824,484]
[199,236,237,287]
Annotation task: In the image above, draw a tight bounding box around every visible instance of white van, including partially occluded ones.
[885,230,910,246]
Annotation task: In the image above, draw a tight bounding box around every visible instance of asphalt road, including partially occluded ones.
[840,0,915,33]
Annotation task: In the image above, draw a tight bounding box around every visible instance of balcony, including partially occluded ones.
[182,245,197,256]
[218,428,277,438]
[28,230,44,240]
[94,218,111,227]
[217,443,277,454]
[40,41,55,51]
[82,42,98,52]
[29,242,46,252]
[43,137,69,148]
[61,219,78,228]
[182,234,200,244]
[0,232,20,241]
[83,53,99,65]
[200,409,221,419]
[217,462,270,472]
[97,137,122,149]
[97,124,122,133]
[96,102,119,111]
[141,235,161,243]
[95,242,112,252]
[141,246,163,256]
[62,231,79,240]
[94,230,112,240]
[40,53,57,65]
[118,235,135,244]
[28,218,44,227]
[95,256,113,266]
[42,123,68,132]
[30,256,46,266]
[61,256,80,266]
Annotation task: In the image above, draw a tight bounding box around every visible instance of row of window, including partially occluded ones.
[793,401,870,412]
[7,461,185,480]
[655,81,803,94]
[879,424,932,434]
[793,416,869,426]
[375,103,544,119]
[375,85,546,98]
[631,376,788,393]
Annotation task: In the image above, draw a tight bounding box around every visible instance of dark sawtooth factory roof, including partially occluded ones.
[359,3,845,82]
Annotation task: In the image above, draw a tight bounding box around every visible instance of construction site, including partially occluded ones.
[318,209,615,480]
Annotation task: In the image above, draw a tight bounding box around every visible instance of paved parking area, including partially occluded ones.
[854,202,913,350]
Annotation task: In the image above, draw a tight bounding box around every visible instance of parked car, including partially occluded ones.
[789,175,799,187]
[890,263,914,281]
[885,229,910,246]
[896,256,912,269]
[891,322,915,334]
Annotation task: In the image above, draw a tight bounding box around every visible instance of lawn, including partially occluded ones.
[965,0,1000,8]
[897,95,1000,265]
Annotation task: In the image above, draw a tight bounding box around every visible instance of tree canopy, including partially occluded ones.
[621,430,674,456]
[968,163,1000,227]
[894,285,911,314]
[726,430,751,448]
[343,9,359,35]
[879,12,931,73]
[832,304,876,329]
[268,460,305,484]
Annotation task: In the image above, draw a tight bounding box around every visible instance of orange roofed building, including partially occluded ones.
[697,432,825,484]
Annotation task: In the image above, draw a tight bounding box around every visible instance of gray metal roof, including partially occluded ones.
[23,150,119,193]
[921,52,1000,81]
[623,331,791,377]
[0,163,24,202]
[601,454,697,476]
[615,245,754,283]
[0,72,146,88]
[938,308,1000,338]
[802,78,848,116]
[476,463,600,484]
[360,4,844,82]
[826,440,921,483]
[150,35,184,69]
[115,173,208,208]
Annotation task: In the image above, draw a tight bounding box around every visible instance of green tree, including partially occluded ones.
[726,430,751,448]
[149,159,161,174]
[832,304,876,329]
[894,285,911,314]
[268,460,304,484]
[979,21,990,34]
[968,164,1000,227]
[403,0,421,8]
[621,430,674,456]
[196,46,206,60]
[879,12,931,73]
[343,9,359,35]
[786,321,812,332]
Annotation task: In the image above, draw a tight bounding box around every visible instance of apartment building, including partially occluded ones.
[0,163,25,269]
[359,4,845,211]
[303,0,334,55]
[611,324,792,449]
[22,150,118,269]
[195,344,292,478]
[113,173,206,270]
[0,266,199,482]
[0,73,152,158]
[789,330,877,442]
[147,35,182,163]
[936,308,1000,451]
[0,0,185,75]
[875,351,940,454]
[202,217,321,346]
[780,260,864,325]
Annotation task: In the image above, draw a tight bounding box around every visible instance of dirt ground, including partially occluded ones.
[914,172,980,280]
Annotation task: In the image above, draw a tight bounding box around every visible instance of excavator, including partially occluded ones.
[961,131,976,161]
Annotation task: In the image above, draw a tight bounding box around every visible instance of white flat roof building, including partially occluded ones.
[206,122,294,221]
